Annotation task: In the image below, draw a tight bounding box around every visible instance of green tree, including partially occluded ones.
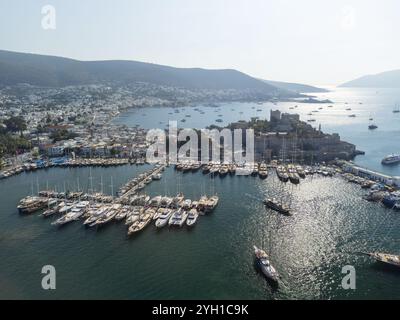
[4,116,27,136]
[50,129,78,142]
[110,148,120,156]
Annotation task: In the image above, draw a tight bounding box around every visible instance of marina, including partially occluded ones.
[0,157,147,180]
[16,164,220,237]
[2,0,400,303]
[15,157,400,241]
[2,88,400,299]
[3,162,400,299]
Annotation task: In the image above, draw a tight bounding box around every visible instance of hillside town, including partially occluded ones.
[0,84,152,172]
[0,82,361,179]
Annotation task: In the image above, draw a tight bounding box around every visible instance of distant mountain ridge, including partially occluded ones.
[261,79,328,93]
[340,69,400,88]
[0,50,295,97]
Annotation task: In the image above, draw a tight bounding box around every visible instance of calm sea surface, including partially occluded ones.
[1,88,400,299]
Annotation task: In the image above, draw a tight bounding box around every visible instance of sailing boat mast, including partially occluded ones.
[282,135,287,164]
[77,177,81,201]
[268,223,272,255]
[292,130,298,164]
[100,175,104,194]
[89,167,94,195]
[110,176,114,199]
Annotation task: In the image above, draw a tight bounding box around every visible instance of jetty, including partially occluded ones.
[117,164,166,200]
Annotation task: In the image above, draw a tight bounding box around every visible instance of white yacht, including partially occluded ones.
[42,199,61,217]
[74,201,89,214]
[153,207,169,220]
[236,163,252,176]
[83,206,108,226]
[58,202,73,215]
[253,246,279,283]
[155,209,173,228]
[150,195,162,207]
[205,195,219,213]
[186,208,199,227]
[51,203,86,226]
[382,154,400,165]
[125,207,143,225]
[52,211,77,226]
[69,207,85,220]
[160,196,172,208]
[125,213,140,225]
[182,199,192,209]
[168,209,188,227]
[91,204,120,227]
[127,215,152,235]
[127,208,154,235]
[115,206,129,221]
[171,193,184,208]
[197,195,208,213]
[152,173,162,180]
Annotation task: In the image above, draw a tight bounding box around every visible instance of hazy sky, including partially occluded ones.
[1,0,399,85]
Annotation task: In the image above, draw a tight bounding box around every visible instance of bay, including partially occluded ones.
[1,87,400,299]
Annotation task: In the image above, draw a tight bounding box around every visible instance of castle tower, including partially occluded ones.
[270,110,281,122]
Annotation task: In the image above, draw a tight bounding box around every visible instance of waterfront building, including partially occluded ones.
[342,161,400,187]
[254,132,356,162]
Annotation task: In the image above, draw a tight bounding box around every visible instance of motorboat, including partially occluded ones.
[182,199,192,210]
[91,204,121,227]
[168,209,188,227]
[155,209,173,228]
[253,245,279,283]
[205,195,219,213]
[115,206,130,221]
[127,208,154,235]
[186,208,199,227]
[125,207,142,225]
[382,154,400,165]
[83,206,108,226]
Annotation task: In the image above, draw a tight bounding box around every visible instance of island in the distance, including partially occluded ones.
[340,69,400,88]
[296,97,333,104]
[261,79,328,93]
